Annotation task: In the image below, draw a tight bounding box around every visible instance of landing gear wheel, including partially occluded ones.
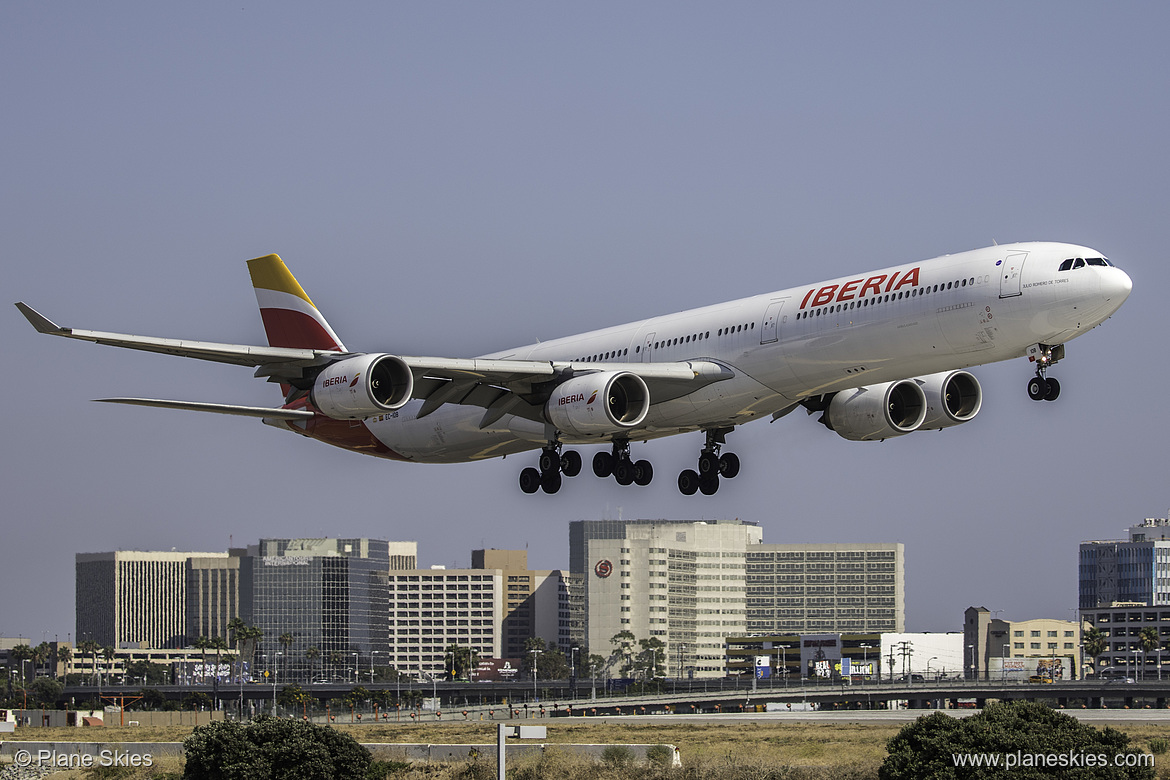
[592,451,614,478]
[1043,377,1061,401]
[561,450,582,477]
[678,469,700,496]
[539,449,560,474]
[519,468,541,494]
[718,452,740,479]
[540,469,562,494]
[698,451,720,477]
[633,460,653,486]
[1027,376,1047,401]
[614,459,635,486]
[699,475,720,495]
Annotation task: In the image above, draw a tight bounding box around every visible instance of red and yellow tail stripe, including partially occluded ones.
[247,254,346,351]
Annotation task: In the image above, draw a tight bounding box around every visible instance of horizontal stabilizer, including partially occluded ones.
[95,398,315,420]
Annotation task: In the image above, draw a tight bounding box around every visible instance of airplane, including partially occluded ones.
[17,241,1131,496]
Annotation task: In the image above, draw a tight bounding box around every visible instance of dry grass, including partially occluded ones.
[9,719,1170,779]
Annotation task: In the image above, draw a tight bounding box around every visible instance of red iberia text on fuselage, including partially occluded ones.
[799,267,921,310]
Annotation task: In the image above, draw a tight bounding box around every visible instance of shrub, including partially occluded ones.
[646,744,675,767]
[880,701,1153,779]
[183,715,371,780]
[601,745,635,768]
[1148,737,1168,755]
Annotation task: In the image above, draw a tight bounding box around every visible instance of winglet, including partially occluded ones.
[15,302,67,334]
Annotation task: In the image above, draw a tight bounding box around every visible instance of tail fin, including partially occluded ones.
[247,254,347,351]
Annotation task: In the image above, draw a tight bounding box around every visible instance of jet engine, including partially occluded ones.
[824,379,928,441]
[311,354,414,419]
[916,370,982,430]
[546,371,650,436]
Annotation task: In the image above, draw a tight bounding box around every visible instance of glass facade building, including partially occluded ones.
[243,538,390,682]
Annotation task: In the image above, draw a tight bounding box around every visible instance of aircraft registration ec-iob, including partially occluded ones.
[17,241,1131,496]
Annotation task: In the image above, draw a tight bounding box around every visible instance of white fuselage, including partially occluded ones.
[359,242,1130,463]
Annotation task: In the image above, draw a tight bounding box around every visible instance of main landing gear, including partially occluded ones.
[519,444,582,494]
[678,428,740,496]
[591,440,654,487]
[1026,343,1064,402]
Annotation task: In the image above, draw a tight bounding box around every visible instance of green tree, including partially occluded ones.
[56,644,72,680]
[8,644,34,684]
[880,701,1153,779]
[536,642,569,680]
[183,691,213,711]
[444,644,478,680]
[1083,627,1106,678]
[101,646,116,684]
[126,660,170,685]
[32,642,51,678]
[77,640,101,686]
[194,636,212,684]
[636,638,666,679]
[29,677,63,707]
[1139,626,1160,681]
[183,716,372,780]
[610,630,636,677]
[279,632,294,681]
[305,646,321,683]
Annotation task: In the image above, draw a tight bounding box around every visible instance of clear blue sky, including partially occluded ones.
[4,2,1168,643]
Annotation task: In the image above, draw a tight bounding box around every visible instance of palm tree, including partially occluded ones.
[32,643,50,678]
[1139,626,1160,681]
[209,635,228,707]
[9,644,34,685]
[279,633,294,682]
[101,646,116,685]
[57,645,72,681]
[305,646,321,683]
[1082,627,1106,679]
[77,640,100,687]
[194,636,211,684]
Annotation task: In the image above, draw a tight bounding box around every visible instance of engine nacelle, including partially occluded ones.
[825,379,927,441]
[917,370,982,430]
[311,354,414,420]
[546,371,650,436]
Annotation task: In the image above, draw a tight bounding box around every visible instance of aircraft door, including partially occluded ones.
[642,332,656,362]
[761,300,786,344]
[999,252,1028,298]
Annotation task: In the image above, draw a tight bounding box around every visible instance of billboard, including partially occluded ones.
[473,658,523,682]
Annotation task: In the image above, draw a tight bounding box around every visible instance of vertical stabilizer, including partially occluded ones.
[247,254,346,351]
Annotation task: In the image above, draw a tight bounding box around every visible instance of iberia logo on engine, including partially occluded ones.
[558,389,600,406]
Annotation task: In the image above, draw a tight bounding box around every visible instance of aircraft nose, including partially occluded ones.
[1103,267,1133,304]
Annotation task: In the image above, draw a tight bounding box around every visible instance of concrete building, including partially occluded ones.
[472,549,568,657]
[745,543,905,634]
[185,553,242,643]
[571,518,762,678]
[76,550,229,649]
[1081,603,1170,679]
[964,607,1081,679]
[243,538,391,681]
[387,566,503,678]
[1080,515,1170,608]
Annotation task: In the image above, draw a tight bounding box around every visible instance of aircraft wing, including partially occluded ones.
[17,302,734,426]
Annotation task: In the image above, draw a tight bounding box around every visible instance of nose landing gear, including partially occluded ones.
[1026,343,1064,402]
[678,427,739,495]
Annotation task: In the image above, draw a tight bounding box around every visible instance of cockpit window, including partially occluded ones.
[1060,256,1113,272]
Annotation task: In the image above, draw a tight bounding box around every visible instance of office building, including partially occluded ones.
[571,518,762,678]
[472,549,569,656]
[745,543,905,634]
[1080,515,1170,608]
[1081,603,1170,679]
[388,566,503,678]
[243,538,391,681]
[76,550,230,649]
[964,607,1081,679]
